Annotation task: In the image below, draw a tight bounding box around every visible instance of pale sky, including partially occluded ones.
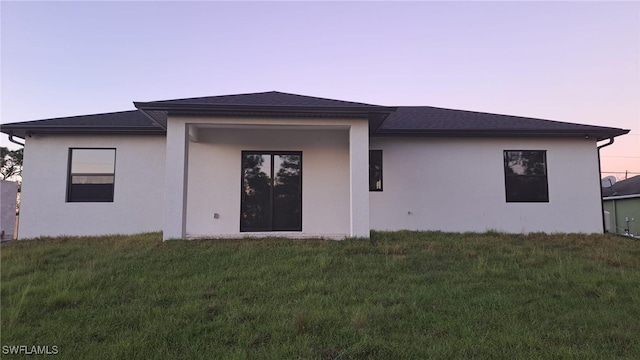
[1,1,638,179]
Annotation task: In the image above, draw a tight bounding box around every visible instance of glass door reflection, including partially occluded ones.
[241,152,302,232]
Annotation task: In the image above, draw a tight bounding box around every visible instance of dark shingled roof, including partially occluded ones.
[602,175,640,197]
[7,110,154,127]
[133,91,392,127]
[1,110,165,138]
[1,91,630,141]
[141,91,380,108]
[377,106,629,140]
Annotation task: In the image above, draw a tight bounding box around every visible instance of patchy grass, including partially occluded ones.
[1,231,639,359]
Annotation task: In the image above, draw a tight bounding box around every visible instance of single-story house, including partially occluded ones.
[602,175,640,237]
[1,91,629,240]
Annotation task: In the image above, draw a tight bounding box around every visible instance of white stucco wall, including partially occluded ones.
[185,124,352,238]
[17,130,603,239]
[18,135,166,238]
[369,137,603,234]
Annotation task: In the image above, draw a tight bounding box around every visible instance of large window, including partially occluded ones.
[241,152,302,232]
[503,150,548,202]
[369,150,383,191]
[67,148,116,202]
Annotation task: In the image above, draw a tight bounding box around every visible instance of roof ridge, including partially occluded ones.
[265,91,379,106]
[145,91,274,104]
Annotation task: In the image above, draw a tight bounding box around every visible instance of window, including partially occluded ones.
[503,150,548,202]
[241,152,302,232]
[369,150,383,191]
[67,148,116,202]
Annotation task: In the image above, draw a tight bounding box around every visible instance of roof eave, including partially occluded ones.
[603,194,640,200]
[134,101,396,114]
[373,128,630,141]
[1,126,166,139]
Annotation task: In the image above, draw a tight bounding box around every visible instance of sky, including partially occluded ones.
[1,1,639,179]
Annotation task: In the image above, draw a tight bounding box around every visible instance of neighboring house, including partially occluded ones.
[602,175,640,237]
[0,180,18,240]
[0,91,629,240]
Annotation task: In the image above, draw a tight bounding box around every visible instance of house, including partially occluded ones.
[0,91,629,240]
[602,175,640,237]
[0,180,18,240]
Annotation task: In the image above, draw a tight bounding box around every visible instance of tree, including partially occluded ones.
[1,147,24,181]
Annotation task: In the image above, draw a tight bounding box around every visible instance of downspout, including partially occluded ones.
[8,135,25,147]
[597,137,615,233]
[612,199,617,235]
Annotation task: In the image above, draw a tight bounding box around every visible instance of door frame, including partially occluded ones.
[240,151,303,232]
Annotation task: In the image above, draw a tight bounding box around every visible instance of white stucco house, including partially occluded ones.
[1,91,629,240]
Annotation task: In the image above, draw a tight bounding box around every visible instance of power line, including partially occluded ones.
[601,171,640,180]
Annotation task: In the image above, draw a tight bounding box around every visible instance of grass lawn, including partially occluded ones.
[1,231,639,359]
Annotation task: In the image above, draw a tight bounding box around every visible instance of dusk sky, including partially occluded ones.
[1,1,638,178]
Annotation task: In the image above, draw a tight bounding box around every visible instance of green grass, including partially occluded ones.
[1,231,639,359]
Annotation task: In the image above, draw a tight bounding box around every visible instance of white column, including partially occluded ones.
[349,121,370,238]
[163,121,189,240]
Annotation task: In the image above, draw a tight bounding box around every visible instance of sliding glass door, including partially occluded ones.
[241,152,302,232]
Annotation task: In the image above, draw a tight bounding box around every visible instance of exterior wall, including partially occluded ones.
[17,130,605,239]
[370,137,603,234]
[603,197,640,236]
[18,135,166,238]
[1,180,18,240]
[186,125,352,238]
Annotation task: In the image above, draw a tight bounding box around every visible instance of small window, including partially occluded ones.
[67,148,116,202]
[504,150,548,202]
[369,150,383,191]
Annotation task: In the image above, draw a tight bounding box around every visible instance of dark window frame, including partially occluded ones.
[503,150,549,203]
[66,148,116,203]
[369,150,383,192]
[240,151,303,232]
